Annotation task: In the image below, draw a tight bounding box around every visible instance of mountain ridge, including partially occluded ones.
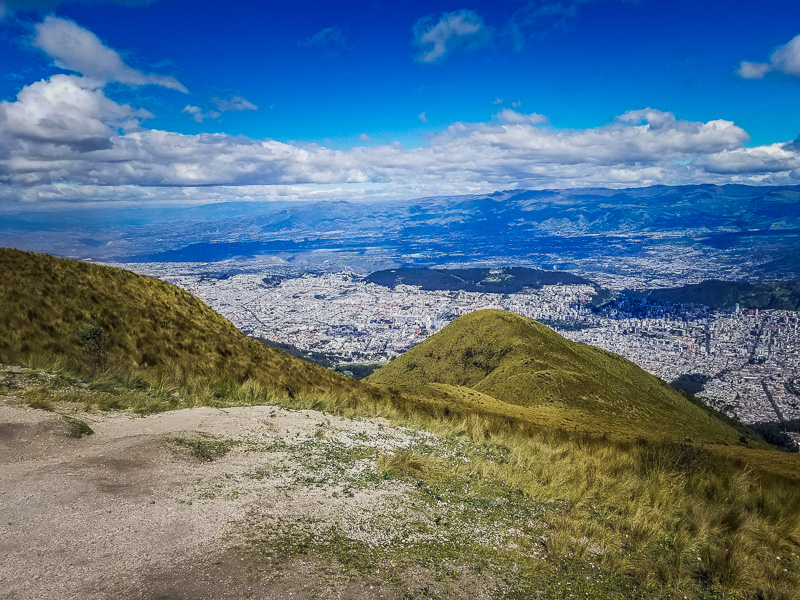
[0,247,360,400]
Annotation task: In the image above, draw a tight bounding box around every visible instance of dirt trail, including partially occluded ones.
[0,399,426,600]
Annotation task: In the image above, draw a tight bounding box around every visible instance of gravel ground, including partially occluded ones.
[0,394,432,600]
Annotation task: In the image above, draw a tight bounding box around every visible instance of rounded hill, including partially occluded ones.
[367,309,754,444]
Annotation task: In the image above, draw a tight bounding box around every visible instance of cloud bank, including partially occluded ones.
[3,73,799,207]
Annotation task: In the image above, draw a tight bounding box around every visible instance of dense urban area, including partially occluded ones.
[123,262,800,449]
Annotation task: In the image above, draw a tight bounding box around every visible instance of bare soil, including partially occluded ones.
[0,396,435,600]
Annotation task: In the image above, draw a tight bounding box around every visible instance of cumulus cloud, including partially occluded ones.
[32,16,187,91]
[6,79,795,204]
[413,9,492,63]
[0,74,151,152]
[495,109,547,125]
[0,16,795,207]
[298,26,346,50]
[182,95,257,122]
[212,95,257,112]
[738,34,800,79]
[696,143,800,175]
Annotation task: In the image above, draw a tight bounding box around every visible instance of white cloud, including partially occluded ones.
[0,74,151,151]
[491,97,503,104]
[413,9,492,63]
[738,34,800,79]
[298,26,346,49]
[737,61,771,79]
[418,111,428,123]
[359,133,371,143]
[511,101,522,108]
[495,109,547,125]
[212,95,257,112]
[182,95,257,123]
[2,76,798,204]
[182,105,220,123]
[32,16,187,91]
[696,143,800,175]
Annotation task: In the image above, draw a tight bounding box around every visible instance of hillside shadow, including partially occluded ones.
[750,419,800,452]
[670,373,712,394]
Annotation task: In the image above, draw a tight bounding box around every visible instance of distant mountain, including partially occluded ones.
[631,279,800,310]
[365,267,595,292]
[2,185,798,281]
[367,309,757,445]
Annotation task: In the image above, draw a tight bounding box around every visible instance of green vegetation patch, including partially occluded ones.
[367,309,759,446]
[62,416,94,438]
[240,421,800,600]
[12,369,181,415]
[168,432,242,461]
[23,386,56,411]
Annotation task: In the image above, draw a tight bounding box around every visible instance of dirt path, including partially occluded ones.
[0,398,431,600]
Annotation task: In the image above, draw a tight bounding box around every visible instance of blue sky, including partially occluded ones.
[2,0,800,207]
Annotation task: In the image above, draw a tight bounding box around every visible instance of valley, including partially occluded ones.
[121,262,800,450]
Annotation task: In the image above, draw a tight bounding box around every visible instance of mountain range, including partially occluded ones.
[2,184,799,280]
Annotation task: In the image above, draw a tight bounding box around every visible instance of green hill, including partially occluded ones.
[633,279,800,310]
[0,247,358,398]
[368,309,756,445]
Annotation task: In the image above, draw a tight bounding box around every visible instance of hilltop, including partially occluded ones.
[0,247,360,401]
[368,309,756,445]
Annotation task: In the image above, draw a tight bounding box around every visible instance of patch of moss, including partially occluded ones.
[168,432,242,461]
[63,416,94,438]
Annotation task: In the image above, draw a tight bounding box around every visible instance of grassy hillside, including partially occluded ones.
[368,309,757,445]
[0,247,359,399]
